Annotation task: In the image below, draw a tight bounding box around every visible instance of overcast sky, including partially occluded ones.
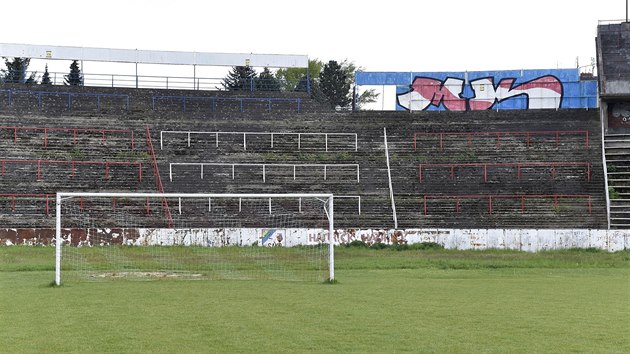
[2,0,627,74]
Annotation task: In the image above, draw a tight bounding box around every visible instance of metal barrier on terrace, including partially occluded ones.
[0,125,135,149]
[418,162,591,182]
[0,193,55,216]
[0,89,130,111]
[0,193,361,218]
[422,194,593,215]
[152,95,301,113]
[0,159,142,181]
[413,130,590,151]
[145,126,173,227]
[2,70,310,93]
[173,195,362,215]
[169,162,360,183]
[160,130,358,152]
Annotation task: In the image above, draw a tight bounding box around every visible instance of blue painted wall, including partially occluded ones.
[356,68,597,111]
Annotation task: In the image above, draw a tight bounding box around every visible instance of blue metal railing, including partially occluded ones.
[152,95,301,113]
[0,89,129,111]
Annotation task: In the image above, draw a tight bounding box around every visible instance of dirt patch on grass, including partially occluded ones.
[91,272,204,279]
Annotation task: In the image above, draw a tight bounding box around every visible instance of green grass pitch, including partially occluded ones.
[1,246,629,353]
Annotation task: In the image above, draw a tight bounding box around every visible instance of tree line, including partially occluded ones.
[222,59,378,110]
[1,57,83,86]
[1,57,378,109]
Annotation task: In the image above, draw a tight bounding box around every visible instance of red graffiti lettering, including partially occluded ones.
[398,75,563,111]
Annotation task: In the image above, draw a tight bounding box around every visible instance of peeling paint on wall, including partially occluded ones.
[1,228,628,252]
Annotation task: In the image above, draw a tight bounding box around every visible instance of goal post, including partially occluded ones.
[55,192,334,285]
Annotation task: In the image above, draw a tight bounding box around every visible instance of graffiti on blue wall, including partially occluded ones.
[397,75,563,111]
[355,69,598,111]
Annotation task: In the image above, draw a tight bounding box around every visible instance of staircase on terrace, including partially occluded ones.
[604,133,630,228]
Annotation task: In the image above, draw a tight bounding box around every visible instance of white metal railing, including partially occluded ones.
[177,195,360,215]
[598,19,629,25]
[169,162,360,183]
[160,130,358,152]
[329,196,361,215]
[601,107,611,230]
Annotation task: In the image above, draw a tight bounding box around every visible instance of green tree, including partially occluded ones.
[275,59,323,91]
[64,60,83,86]
[339,60,379,110]
[40,64,52,85]
[354,87,379,110]
[222,65,257,91]
[319,60,351,109]
[255,67,281,91]
[2,57,37,84]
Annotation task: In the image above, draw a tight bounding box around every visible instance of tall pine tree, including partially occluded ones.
[40,64,52,85]
[222,65,257,91]
[319,60,351,109]
[65,60,83,86]
[255,67,281,91]
[2,57,37,84]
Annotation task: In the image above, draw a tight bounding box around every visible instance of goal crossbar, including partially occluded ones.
[55,192,334,285]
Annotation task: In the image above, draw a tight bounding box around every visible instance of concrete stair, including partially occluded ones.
[604,133,630,228]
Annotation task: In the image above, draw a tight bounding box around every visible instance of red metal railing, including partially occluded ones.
[0,125,135,149]
[0,193,55,216]
[422,194,592,215]
[145,126,173,227]
[413,130,589,151]
[418,161,590,183]
[0,159,142,181]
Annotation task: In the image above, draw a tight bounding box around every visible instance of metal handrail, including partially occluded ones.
[422,193,593,215]
[152,95,302,113]
[1,89,130,111]
[0,125,135,149]
[1,69,310,92]
[169,162,360,183]
[145,126,173,227]
[160,130,358,152]
[0,193,55,215]
[598,19,629,25]
[418,161,591,182]
[413,130,590,151]
[0,159,142,181]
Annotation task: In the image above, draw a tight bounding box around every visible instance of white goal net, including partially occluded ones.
[55,193,334,285]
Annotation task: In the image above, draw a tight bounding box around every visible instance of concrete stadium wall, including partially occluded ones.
[597,22,630,97]
[3,228,628,252]
[0,85,608,229]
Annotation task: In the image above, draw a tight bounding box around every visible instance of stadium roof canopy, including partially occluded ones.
[0,43,308,68]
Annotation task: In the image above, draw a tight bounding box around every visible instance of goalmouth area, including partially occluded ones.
[54,192,335,286]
